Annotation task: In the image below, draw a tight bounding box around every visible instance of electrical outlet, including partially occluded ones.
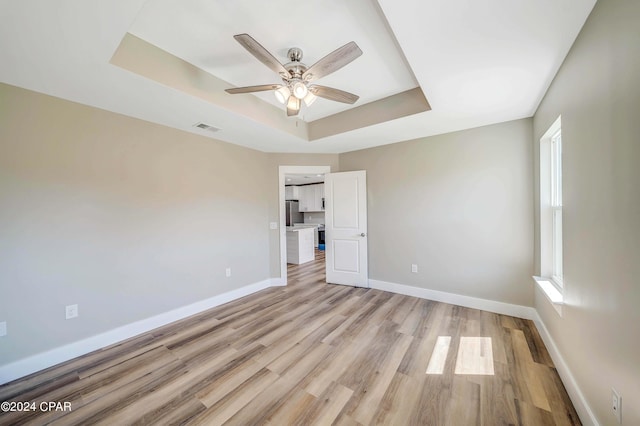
[611,388,622,424]
[225,267,231,278]
[65,304,79,320]
[411,264,418,273]
[0,321,6,337]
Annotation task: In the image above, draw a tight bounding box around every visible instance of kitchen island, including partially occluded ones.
[292,223,320,247]
[286,227,315,264]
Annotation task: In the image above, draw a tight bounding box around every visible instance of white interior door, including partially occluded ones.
[325,171,368,287]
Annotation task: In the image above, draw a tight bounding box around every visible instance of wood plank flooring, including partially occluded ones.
[0,250,580,425]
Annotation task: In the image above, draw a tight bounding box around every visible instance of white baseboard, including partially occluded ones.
[270,277,286,286]
[0,279,274,385]
[369,279,537,319]
[531,312,600,426]
[368,278,598,426]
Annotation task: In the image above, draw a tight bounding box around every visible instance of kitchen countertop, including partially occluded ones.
[285,226,315,232]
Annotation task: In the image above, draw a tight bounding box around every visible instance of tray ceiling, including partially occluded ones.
[0,0,596,153]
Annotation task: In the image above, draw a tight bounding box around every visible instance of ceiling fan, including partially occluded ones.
[225,34,363,117]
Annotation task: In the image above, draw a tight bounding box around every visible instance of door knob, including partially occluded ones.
[360,233,366,237]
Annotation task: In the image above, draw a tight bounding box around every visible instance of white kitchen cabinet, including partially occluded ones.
[285,186,300,201]
[298,185,313,212]
[316,183,325,211]
[298,186,309,211]
[299,184,324,212]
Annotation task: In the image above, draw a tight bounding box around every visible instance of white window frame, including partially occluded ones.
[539,116,564,295]
[550,129,563,287]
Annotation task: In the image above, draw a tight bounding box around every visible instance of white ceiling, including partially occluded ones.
[0,0,596,154]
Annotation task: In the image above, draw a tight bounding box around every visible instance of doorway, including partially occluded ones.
[278,165,330,285]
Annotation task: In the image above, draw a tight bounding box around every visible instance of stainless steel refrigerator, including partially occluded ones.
[285,201,303,226]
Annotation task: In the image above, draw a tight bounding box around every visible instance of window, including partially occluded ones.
[539,116,563,294]
[550,129,563,286]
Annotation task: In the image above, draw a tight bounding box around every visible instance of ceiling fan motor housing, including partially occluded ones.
[287,47,303,62]
[285,48,307,79]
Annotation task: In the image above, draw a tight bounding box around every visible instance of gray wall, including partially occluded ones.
[0,83,271,364]
[340,119,534,306]
[532,1,640,425]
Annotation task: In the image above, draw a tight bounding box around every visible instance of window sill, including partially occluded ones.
[532,276,563,316]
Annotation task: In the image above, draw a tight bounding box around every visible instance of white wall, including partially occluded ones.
[0,83,271,366]
[340,118,534,306]
[532,1,640,425]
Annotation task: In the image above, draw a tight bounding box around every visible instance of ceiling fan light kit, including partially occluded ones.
[303,91,317,107]
[225,33,362,117]
[274,86,290,104]
[292,80,308,99]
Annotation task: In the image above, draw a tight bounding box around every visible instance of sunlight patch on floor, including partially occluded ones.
[426,336,495,375]
[454,336,494,375]
[425,336,451,374]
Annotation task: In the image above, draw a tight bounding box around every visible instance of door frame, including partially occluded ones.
[278,165,331,285]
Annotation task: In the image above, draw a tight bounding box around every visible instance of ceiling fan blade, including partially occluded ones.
[233,34,289,78]
[286,96,301,116]
[309,85,359,104]
[302,41,362,82]
[225,84,282,94]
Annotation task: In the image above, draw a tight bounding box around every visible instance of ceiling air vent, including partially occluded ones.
[193,122,220,133]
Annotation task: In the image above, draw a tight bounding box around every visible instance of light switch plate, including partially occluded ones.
[270,222,278,230]
[0,321,6,337]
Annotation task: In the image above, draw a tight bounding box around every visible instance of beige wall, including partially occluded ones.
[533,1,640,425]
[0,83,271,364]
[340,119,534,306]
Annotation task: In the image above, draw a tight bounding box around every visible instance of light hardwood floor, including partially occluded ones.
[0,250,580,425]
